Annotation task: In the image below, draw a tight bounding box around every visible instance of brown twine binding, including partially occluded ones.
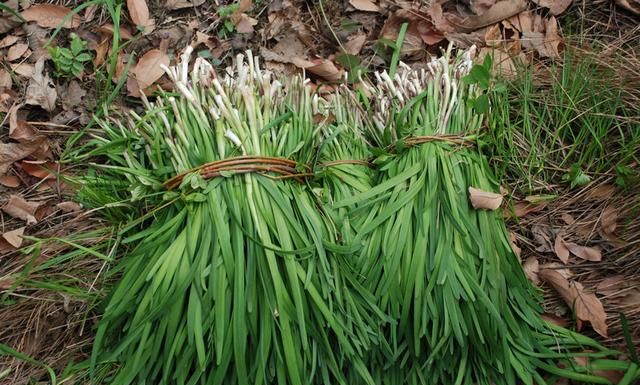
[317,159,372,168]
[164,156,313,190]
[387,134,476,152]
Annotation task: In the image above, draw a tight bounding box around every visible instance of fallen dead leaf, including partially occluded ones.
[127,0,154,33]
[305,60,344,82]
[164,0,205,10]
[449,0,527,32]
[0,137,47,176]
[560,213,575,225]
[350,0,379,12]
[97,23,134,40]
[554,234,570,264]
[21,4,81,29]
[10,120,38,141]
[565,243,602,262]
[0,175,21,188]
[0,0,22,35]
[0,35,19,48]
[133,49,170,90]
[539,268,608,337]
[469,187,503,210]
[7,42,28,61]
[2,195,42,225]
[57,201,82,213]
[585,184,615,200]
[614,0,640,14]
[509,231,521,257]
[532,0,572,16]
[596,275,625,296]
[25,58,57,112]
[523,256,540,285]
[541,312,570,328]
[343,33,366,55]
[600,206,617,235]
[532,224,553,252]
[233,13,258,34]
[11,62,35,78]
[2,227,25,248]
[19,161,58,180]
[512,201,546,217]
[0,69,11,89]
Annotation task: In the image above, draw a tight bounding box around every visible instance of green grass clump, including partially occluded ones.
[486,48,640,192]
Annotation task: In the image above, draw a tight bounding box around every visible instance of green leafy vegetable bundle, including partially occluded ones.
[338,46,638,385]
[84,49,380,385]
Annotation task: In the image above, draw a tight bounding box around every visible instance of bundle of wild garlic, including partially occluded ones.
[83,48,380,385]
[339,46,638,385]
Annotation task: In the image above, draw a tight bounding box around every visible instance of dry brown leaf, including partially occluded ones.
[0,35,19,48]
[344,33,367,55]
[539,268,608,337]
[600,206,617,235]
[523,257,540,285]
[512,201,546,217]
[7,42,28,61]
[596,275,625,295]
[541,312,570,328]
[0,69,11,89]
[532,224,553,252]
[614,0,640,14]
[560,213,575,225]
[350,0,379,12]
[0,277,16,289]
[565,243,602,262]
[0,137,47,177]
[2,227,25,248]
[127,0,154,33]
[10,120,38,141]
[0,175,21,188]
[554,235,570,264]
[0,0,21,35]
[57,201,82,213]
[508,231,521,258]
[305,60,344,82]
[2,195,42,225]
[25,58,57,112]
[21,4,81,29]
[449,0,527,32]
[469,187,503,210]
[585,184,615,200]
[164,0,205,10]
[470,0,498,15]
[133,49,169,90]
[233,13,258,33]
[11,62,35,78]
[97,23,134,40]
[532,0,572,15]
[19,161,58,180]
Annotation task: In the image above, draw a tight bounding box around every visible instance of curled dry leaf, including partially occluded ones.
[133,49,170,90]
[532,0,572,16]
[0,175,21,188]
[57,201,82,213]
[468,187,503,210]
[2,226,25,248]
[19,161,58,180]
[0,35,19,48]
[539,268,608,337]
[600,205,617,235]
[350,0,379,12]
[614,0,640,14]
[450,0,528,33]
[554,234,570,264]
[512,201,546,217]
[566,243,602,262]
[21,4,81,29]
[306,60,343,82]
[532,224,553,252]
[25,58,57,112]
[164,0,206,10]
[523,257,540,285]
[2,194,42,225]
[508,231,521,258]
[560,213,575,225]
[0,137,47,176]
[7,43,28,61]
[127,0,154,33]
[344,33,367,55]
